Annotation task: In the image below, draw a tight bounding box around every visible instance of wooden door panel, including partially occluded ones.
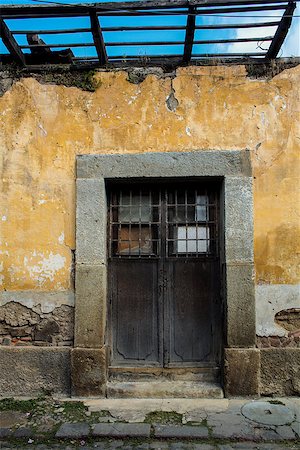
[110,260,160,365]
[166,260,219,365]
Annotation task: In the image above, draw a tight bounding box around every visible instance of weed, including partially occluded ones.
[144,410,183,425]
[0,397,40,412]
[61,401,87,414]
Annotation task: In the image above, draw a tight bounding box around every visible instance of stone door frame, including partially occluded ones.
[72,150,256,396]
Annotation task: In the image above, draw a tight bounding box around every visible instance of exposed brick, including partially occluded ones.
[256,335,300,349]
[268,336,281,347]
[0,303,74,347]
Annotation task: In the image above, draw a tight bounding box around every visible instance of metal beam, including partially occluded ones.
[0,18,25,65]
[0,1,290,18]
[11,21,281,35]
[89,11,108,65]
[183,6,196,63]
[12,28,91,35]
[266,1,296,59]
[0,1,290,12]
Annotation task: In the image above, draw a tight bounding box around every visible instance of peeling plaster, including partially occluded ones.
[0,262,4,286]
[24,252,66,287]
[0,290,74,313]
[256,284,300,337]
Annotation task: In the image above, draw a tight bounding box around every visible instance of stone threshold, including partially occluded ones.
[106,380,224,399]
[109,366,220,382]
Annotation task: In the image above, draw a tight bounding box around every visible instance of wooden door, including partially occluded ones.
[108,182,221,368]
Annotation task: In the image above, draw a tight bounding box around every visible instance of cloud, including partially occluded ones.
[281,7,300,57]
[225,6,300,57]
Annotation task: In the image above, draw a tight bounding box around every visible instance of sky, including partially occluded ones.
[0,0,299,59]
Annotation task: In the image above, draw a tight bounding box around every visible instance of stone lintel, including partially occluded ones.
[77,150,252,179]
[224,347,260,397]
[75,263,107,348]
[71,347,107,397]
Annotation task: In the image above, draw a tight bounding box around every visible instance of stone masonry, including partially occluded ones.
[0,302,74,346]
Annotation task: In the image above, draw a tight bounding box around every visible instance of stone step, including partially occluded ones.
[106,380,224,399]
[109,366,220,383]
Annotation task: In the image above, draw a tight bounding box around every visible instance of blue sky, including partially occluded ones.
[0,0,299,59]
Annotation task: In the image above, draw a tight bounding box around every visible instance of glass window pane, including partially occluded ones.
[196,195,208,221]
[119,194,151,222]
[168,206,195,222]
[177,226,209,253]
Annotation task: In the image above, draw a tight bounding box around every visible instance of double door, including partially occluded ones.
[108,182,221,367]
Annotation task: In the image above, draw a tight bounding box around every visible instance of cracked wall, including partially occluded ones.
[0,64,299,344]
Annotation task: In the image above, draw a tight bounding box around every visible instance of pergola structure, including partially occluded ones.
[0,0,297,68]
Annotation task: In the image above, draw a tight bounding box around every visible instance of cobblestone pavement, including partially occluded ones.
[0,397,299,449]
[0,441,300,449]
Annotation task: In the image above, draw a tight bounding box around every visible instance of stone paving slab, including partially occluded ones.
[0,397,300,448]
[0,412,28,428]
[55,422,90,439]
[153,425,209,439]
[92,423,151,438]
[0,443,300,449]
[13,427,34,438]
[0,430,12,439]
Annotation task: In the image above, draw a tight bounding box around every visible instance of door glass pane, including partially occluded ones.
[119,194,151,223]
[177,226,209,253]
[195,195,208,221]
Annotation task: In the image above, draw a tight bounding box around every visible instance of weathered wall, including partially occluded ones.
[0,64,299,347]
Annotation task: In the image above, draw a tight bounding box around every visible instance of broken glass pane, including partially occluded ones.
[118,226,152,255]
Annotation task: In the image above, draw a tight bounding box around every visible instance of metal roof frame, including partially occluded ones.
[0,0,297,69]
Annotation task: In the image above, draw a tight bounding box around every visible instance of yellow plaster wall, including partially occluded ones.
[0,65,299,290]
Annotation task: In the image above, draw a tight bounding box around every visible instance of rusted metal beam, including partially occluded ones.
[12,28,91,35]
[97,4,289,17]
[20,34,273,51]
[109,52,266,59]
[183,6,196,63]
[89,11,108,65]
[21,43,95,49]
[0,1,290,18]
[266,1,296,59]
[12,21,281,36]
[105,36,273,46]
[0,1,290,14]
[0,18,25,65]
